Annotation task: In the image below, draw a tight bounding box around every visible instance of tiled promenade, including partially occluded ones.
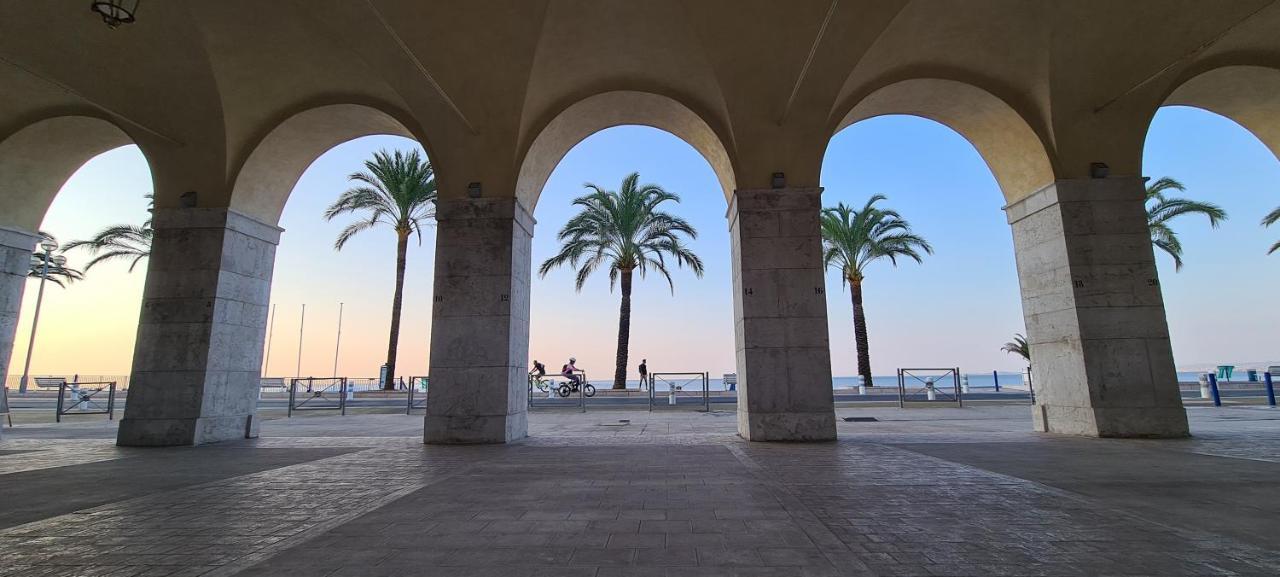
[3,406,1280,576]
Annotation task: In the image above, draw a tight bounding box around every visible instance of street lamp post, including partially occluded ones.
[17,239,63,395]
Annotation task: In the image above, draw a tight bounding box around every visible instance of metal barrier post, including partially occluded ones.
[703,372,709,412]
[1266,372,1276,407]
[992,370,1000,392]
[288,380,296,418]
[954,368,962,408]
[340,377,348,416]
[1208,373,1221,407]
[56,382,65,423]
[648,374,654,412]
[580,371,586,413]
[107,382,116,420]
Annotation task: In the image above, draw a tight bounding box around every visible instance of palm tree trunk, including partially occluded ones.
[384,230,409,390]
[613,268,633,389]
[850,278,873,387]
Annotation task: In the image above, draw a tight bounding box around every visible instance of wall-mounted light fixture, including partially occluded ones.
[1089,162,1109,179]
[91,0,140,28]
[467,182,482,199]
[771,172,786,189]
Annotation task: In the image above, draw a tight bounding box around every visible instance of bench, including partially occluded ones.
[34,377,67,390]
[259,377,286,399]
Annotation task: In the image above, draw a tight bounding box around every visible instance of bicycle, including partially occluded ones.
[529,374,552,393]
[557,377,596,398]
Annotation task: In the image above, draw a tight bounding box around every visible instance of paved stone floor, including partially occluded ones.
[3,405,1280,576]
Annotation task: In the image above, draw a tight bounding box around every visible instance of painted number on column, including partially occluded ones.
[744,288,753,296]
[1072,279,1085,288]
[1146,278,1159,287]
[500,294,509,302]
[434,296,444,303]
[814,287,824,295]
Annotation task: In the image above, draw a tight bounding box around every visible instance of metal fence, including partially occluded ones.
[56,381,117,422]
[648,372,710,412]
[288,377,347,417]
[406,376,428,414]
[897,368,962,408]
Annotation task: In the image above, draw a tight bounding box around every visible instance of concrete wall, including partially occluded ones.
[730,188,836,441]
[117,209,280,446]
[425,198,532,444]
[1007,178,1188,438]
[0,226,37,440]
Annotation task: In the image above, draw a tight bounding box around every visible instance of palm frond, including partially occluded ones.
[324,148,437,252]
[539,171,702,294]
[1144,176,1228,271]
[821,195,931,284]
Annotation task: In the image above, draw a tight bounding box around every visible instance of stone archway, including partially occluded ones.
[229,103,423,226]
[832,78,1056,205]
[0,116,143,416]
[515,90,737,210]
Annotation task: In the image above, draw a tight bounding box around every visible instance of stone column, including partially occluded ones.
[425,197,531,444]
[117,209,280,446]
[1006,178,1188,437]
[1,226,37,440]
[729,188,836,441]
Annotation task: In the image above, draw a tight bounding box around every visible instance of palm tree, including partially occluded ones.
[1263,205,1280,255]
[63,194,153,272]
[821,195,932,389]
[539,172,704,390]
[1146,177,1227,271]
[324,149,436,390]
[1001,333,1030,363]
[28,232,83,287]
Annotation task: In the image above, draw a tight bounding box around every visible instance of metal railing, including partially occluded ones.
[897,368,962,408]
[528,372,587,412]
[406,376,428,414]
[288,377,347,417]
[56,381,117,422]
[648,372,710,412]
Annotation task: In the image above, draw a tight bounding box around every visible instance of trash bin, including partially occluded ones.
[1198,374,1212,399]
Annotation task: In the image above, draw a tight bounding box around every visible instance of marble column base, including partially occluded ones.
[1008,178,1188,438]
[117,209,279,447]
[424,198,532,444]
[730,188,836,442]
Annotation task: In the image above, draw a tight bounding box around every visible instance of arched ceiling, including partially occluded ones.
[835,79,1056,204]
[515,91,737,210]
[0,116,140,231]
[229,104,418,225]
[1158,65,1280,163]
[2,0,1279,224]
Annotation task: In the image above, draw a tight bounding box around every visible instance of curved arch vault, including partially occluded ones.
[8,3,1278,445]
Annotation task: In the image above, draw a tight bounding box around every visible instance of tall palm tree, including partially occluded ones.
[1264,205,1280,255]
[28,232,83,287]
[1001,333,1030,363]
[539,172,704,390]
[63,194,153,272]
[324,149,436,390]
[1146,177,1227,271]
[821,195,932,389]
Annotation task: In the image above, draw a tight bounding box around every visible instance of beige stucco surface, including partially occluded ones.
[1,1,1277,228]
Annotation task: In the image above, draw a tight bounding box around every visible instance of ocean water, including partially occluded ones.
[617,371,1030,392]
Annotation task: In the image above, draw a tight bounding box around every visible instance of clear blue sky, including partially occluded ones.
[16,107,1279,379]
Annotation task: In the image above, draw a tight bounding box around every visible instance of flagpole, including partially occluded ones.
[296,303,306,379]
[262,303,276,376]
[332,302,343,378]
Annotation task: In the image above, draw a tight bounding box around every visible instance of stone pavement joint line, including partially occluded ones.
[2,409,1280,575]
[0,445,504,577]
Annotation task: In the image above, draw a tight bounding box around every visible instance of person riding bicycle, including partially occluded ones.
[562,357,582,386]
[530,360,546,379]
